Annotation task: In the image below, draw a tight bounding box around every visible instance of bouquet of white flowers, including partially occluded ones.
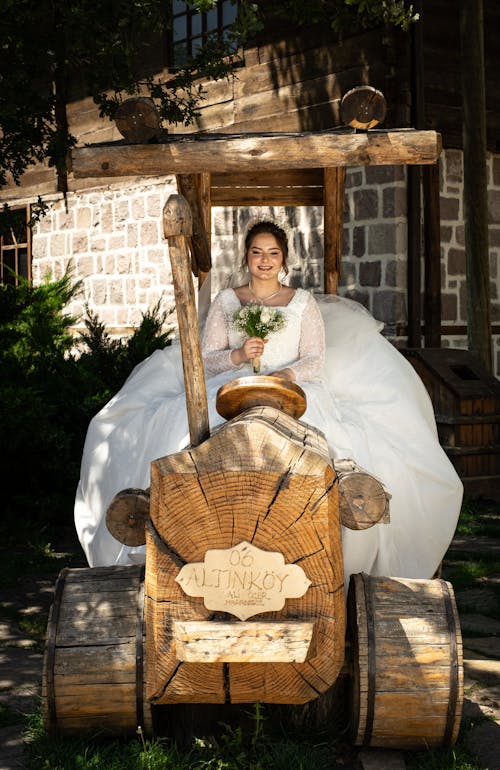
[232,303,287,373]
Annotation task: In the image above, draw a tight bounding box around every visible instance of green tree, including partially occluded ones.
[0,0,417,193]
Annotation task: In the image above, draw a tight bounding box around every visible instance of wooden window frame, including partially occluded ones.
[169,0,238,68]
[0,203,32,285]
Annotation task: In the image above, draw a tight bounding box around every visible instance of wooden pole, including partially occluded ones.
[423,163,442,347]
[407,3,424,347]
[407,165,422,346]
[197,172,212,289]
[459,0,492,371]
[162,194,210,446]
[324,167,346,295]
[175,173,212,275]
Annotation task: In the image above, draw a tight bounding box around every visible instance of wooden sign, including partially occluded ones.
[175,541,311,621]
[173,619,314,663]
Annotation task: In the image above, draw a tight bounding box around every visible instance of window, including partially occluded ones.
[170,0,238,68]
[0,204,32,285]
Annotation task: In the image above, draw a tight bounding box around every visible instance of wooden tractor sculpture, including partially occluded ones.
[42,195,463,750]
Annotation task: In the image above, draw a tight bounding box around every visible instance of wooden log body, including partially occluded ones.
[72,129,442,179]
[42,565,153,735]
[145,405,344,706]
[347,573,463,749]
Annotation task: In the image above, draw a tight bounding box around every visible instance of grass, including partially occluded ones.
[441,495,500,623]
[24,704,346,770]
[3,498,499,769]
[455,497,500,538]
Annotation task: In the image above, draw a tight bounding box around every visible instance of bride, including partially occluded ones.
[74,220,463,582]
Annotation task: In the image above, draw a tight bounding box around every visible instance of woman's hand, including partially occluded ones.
[231,337,267,366]
[270,368,295,381]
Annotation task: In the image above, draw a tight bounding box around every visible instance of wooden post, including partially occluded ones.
[175,173,212,275]
[324,167,346,295]
[197,172,212,289]
[162,194,210,446]
[407,166,422,347]
[423,163,442,347]
[459,0,492,371]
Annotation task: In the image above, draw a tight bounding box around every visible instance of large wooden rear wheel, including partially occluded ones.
[347,573,463,749]
[43,565,153,736]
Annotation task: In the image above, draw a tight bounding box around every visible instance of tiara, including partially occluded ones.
[242,213,292,239]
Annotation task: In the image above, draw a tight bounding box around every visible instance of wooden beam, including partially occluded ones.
[72,129,442,178]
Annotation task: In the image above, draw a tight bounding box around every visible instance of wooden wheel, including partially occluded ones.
[106,487,149,546]
[216,375,307,420]
[43,565,153,736]
[347,573,463,750]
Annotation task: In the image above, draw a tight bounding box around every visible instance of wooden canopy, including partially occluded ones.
[71,126,442,298]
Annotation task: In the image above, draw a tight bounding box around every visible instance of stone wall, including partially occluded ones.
[32,176,180,336]
[31,150,500,376]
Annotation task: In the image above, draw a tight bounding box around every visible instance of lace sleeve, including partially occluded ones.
[290,293,325,381]
[201,292,242,377]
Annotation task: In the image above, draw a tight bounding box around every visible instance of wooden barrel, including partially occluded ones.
[347,573,463,750]
[42,565,153,736]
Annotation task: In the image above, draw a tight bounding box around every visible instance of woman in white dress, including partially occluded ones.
[74,220,463,582]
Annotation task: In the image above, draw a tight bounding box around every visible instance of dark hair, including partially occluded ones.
[243,220,289,275]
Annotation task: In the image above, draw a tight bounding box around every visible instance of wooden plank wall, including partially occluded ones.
[422,0,500,151]
[2,0,500,201]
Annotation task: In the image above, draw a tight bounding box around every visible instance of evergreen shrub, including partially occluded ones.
[0,271,174,532]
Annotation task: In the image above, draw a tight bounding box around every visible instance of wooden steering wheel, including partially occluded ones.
[216,375,307,420]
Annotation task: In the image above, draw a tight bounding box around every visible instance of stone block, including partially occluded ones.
[127,224,139,248]
[448,247,466,275]
[383,187,406,218]
[368,224,396,255]
[140,220,160,246]
[49,233,66,258]
[132,198,146,220]
[365,165,405,184]
[440,195,460,221]
[353,226,365,257]
[359,260,381,287]
[354,188,379,220]
[115,200,130,222]
[373,290,406,326]
[441,292,458,321]
[385,259,406,288]
[488,189,500,224]
[76,207,92,230]
[100,204,114,233]
[346,169,363,189]
[72,233,89,254]
[146,194,162,218]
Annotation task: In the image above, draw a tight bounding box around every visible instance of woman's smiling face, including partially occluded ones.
[246,233,284,281]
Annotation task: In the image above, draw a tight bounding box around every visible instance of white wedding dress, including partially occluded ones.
[74,288,463,583]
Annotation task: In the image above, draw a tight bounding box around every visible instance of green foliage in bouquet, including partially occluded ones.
[232,303,286,339]
[232,303,287,373]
